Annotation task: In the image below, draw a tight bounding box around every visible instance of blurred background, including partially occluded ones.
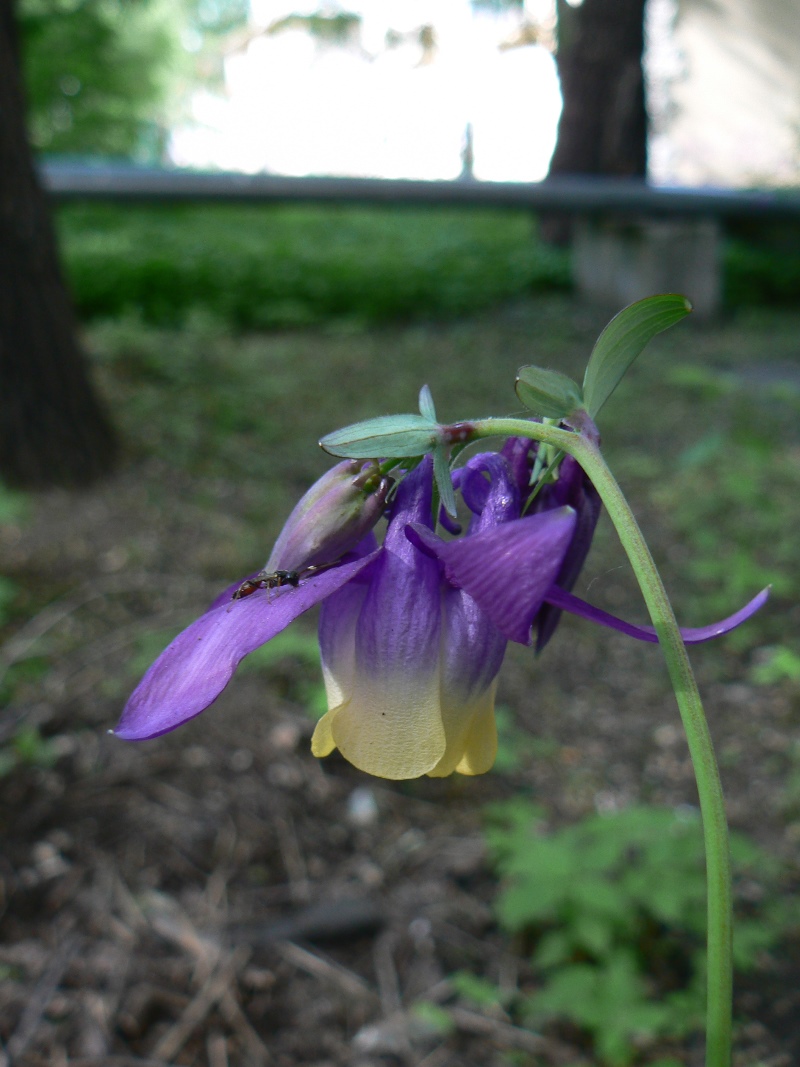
[19,0,800,185]
[1,2,800,1065]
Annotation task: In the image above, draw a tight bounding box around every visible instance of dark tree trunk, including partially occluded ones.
[0,0,117,488]
[543,0,648,242]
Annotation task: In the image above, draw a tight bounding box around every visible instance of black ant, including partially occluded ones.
[231,562,336,601]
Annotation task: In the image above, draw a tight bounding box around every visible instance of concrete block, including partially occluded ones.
[573,216,721,319]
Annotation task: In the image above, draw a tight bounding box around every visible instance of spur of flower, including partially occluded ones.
[116,444,767,780]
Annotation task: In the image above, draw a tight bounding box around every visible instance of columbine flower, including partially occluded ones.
[116,450,767,778]
[311,454,575,778]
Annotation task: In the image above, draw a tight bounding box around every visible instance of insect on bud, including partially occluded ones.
[266,459,391,573]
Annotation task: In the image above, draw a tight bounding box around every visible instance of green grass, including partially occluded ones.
[56,202,571,329]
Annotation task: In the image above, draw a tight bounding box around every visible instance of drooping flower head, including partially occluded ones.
[117,447,767,777]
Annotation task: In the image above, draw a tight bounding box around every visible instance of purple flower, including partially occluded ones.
[311,455,573,778]
[117,451,767,779]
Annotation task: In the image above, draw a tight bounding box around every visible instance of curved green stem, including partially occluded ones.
[472,417,732,1067]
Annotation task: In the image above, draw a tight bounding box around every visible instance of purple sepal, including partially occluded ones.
[543,585,770,644]
[116,551,380,741]
[207,573,262,612]
[205,532,379,613]
[407,506,576,645]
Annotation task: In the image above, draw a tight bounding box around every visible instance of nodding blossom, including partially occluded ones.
[116,448,768,779]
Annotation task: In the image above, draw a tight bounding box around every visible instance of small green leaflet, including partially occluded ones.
[320,413,440,459]
[515,366,584,419]
[582,294,692,418]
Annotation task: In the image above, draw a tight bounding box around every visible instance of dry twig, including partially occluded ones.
[150,946,251,1063]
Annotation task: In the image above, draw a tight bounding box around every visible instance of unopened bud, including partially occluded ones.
[267,460,391,572]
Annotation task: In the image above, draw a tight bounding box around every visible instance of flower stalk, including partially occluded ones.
[470,416,732,1067]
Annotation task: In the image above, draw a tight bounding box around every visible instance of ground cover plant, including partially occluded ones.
[485,801,798,1065]
[54,203,800,335]
[0,293,799,1065]
[56,203,571,329]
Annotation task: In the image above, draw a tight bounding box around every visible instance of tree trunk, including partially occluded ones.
[0,0,117,488]
[544,0,648,242]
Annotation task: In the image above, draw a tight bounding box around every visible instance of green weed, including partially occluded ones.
[0,484,29,525]
[647,367,800,648]
[751,645,800,686]
[0,577,20,627]
[238,628,326,715]
[0,725,59,778]
[483,802,796,1066]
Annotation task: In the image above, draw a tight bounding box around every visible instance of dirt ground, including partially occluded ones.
[1,301,799,1067]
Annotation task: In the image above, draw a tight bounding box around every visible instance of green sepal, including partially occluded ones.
[433,443,457,518]
[418,383,437,422]
[582,294,692,417]
[320,414,440,459]
[515,366,584,419]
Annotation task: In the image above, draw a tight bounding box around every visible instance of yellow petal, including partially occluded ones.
[330,667,446,779]
[311,708,337,757]
[428,680,498,778]
[454,692,498,776]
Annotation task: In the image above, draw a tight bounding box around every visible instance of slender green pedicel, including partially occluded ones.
[470,415,732,1067]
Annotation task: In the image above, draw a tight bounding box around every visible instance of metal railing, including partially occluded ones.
[39,161,800,220]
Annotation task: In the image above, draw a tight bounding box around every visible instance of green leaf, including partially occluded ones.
[515,365,584,419]
[451,971,506,1007]
[582,294,692,417]
[533,929,572,969]
[320,414,440,459]
[411,1001,455,1037]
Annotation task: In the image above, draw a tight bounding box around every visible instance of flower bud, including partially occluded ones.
[266,460,391,573]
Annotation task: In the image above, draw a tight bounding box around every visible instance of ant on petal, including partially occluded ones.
[232,569,300,601]
[231,563,337,602]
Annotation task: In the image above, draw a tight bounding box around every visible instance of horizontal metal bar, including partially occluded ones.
[38,161,800,219]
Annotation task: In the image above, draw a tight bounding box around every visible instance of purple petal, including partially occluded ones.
[408,507,577,645]
[351,456,439,681]
[441,585,506,699]
[543,585,770,644]
[464,453,520,532]
[384,456,434,562]
[534,455,602,650]
[318,566,371,706]
[317,460,447,779]
[116,551,380,740]
[438,506,462,535]
[500,434,537,498]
